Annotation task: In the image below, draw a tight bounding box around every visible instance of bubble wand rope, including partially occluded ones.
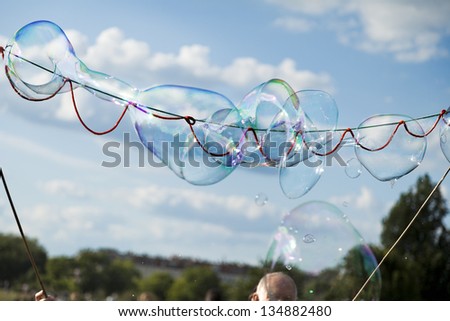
[352,165,450,301]
[0,168,48,298]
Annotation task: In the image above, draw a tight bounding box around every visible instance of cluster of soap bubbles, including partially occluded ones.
[2,20,449,199]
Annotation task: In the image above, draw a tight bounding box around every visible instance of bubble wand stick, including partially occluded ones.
[0,168,48,299]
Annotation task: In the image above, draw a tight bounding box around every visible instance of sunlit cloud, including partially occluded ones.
[269,0,450,62]
[328,185,383,243]
[125,184,278,221]
[81,27,334,92]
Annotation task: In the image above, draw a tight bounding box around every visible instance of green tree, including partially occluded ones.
[319,246,382,301]
[76,248,141,298]
[226,266,264,301]
[139,271,174,300]
[45,256,77,294]
[380,174,450,300]
[166,266,221,300]
[0,233,47,288]
[76,249,111,296]
[103,258,141,296]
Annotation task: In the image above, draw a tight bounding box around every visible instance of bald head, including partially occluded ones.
[252,272,297,301]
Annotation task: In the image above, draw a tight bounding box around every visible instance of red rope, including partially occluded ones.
[5,66,67,101]
[98,106,449,160]
[311,110,447,157]
[403,109,446,138]
[69,80,128,135]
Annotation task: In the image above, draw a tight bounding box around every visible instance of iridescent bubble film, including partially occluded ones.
[2,20,448,199]
[131,85,242,185]
[355,115,426,182]
[265,201,381,300]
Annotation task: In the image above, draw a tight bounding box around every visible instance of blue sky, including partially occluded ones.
[0,0,449,266]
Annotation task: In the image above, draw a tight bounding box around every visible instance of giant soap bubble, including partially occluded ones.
[265,201,381,300]
[355,114,426,181]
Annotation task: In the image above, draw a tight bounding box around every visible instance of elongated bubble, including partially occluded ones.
[265,201,381,300]
[279,90,338,199]
[5,20,75,97]
[279,154,324,199]
[297,90,338,160]
[5,20,138,104]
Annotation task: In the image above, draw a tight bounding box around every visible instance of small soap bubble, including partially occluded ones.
[302,234,316,244]
[345,158,362,179]
[390,179,398,188]
[255,193,268,206]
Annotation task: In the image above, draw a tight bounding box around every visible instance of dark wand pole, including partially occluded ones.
[0,168,47,298]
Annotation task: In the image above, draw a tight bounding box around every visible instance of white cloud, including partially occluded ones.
[327,185,383,243]
[273,17,315,33]
[353,186,375,210]
[269,0,450,62]
[108,214,233,242]
[34,173,279,224]
[25,204,103,238]
[38,179,87,198]
[65,29,89,56]
[83,27,151,72]
[125,184,278,221]
[329,185,376,211]
[78,27,333,93]
[221,57,332,91]
[440,184,448,200]
[19,182,272,263]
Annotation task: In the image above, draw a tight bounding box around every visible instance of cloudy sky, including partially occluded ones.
[0,0,449,267]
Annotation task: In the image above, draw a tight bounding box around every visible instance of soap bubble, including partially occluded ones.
[345,158,362,179]
[265,201,381,300]
[355,114,426,182]
[255,193,268,206]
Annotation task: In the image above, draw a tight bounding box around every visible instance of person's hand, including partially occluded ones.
[35,290,56,301]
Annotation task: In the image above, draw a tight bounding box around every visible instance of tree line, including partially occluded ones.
[0,174,449,300]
